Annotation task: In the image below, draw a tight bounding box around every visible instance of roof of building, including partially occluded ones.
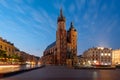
[0,37,14,46]
[45,41,56,50]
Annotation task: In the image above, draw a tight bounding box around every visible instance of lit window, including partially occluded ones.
[101,62,103,65]
[94,60,96,63]
[105,53,107,56]
[104,63,107,65]
[108,63,111,65]
[101,53,103,56]
[108,53,111,56]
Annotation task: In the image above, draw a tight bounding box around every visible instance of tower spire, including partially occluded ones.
[70,22,74,28]
[57,8,65,23]
[69,21,76,31]
[60,8,63,17]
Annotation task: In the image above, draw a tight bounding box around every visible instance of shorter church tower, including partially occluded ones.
[67,22,77,65]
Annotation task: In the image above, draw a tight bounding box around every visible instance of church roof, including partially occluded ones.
[45,41,56,50]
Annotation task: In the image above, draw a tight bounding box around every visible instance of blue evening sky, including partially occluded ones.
[0,0,120,57]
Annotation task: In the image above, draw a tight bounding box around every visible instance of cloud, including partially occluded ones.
[83,13,89,20]
[41,9,56,29]
[90,0,97,6]
[29,8,56,38]
[93,13,98,20]
[3,1,57,39]
[75,0,86,10]
[0,0,26,14]
[97,40,110,48]
[98,15,117,33]
[15,5,26,14]
[0,0,57,56]
[53,0,66,11]
[25,0,34,4]
[0,0,9,8]
[30,10,46,24]
[106,20,117,33]
[74,15,80,24]
[69,3,75,13]
[101,4,107,11]
[93,14,119,48]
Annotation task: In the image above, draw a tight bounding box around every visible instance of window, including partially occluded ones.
[0,45,2,49]
[108,53,111,56]
[101,53,103,56]
[9,48,11,51]
[5,47,7,50]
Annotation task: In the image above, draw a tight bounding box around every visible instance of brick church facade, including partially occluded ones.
[40,9,77,66]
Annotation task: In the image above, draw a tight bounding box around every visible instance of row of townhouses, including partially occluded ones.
[0,36,39,64]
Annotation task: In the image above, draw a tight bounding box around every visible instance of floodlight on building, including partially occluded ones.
[97,47,104,50]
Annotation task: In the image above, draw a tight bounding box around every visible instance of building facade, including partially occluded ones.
[112,49,120,65]
[41,9,77,66]
[15,50,39,65]
[0,37,40,64]
[0,37,16,56]
[77,55,84,66]
[83,47,112,66]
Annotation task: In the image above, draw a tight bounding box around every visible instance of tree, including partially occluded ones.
[0,50,7,58]
[0,50,7,62]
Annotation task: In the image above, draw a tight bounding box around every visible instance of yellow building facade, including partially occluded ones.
[112,49,120,65]
[0,37,16,56]
[0,37,40,64]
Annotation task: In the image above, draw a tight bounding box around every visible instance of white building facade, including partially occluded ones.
[83,47,112,66]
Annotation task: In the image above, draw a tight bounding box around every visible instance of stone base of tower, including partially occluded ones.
[66,59,73,68]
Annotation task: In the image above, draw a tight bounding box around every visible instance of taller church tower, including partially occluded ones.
[56,9,67,65]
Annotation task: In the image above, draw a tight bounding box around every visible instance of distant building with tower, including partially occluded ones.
[40,9,77,67]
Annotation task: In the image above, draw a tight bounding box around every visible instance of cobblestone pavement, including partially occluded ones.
[1,66,120,80]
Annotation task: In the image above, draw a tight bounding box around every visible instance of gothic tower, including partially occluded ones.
[67,22,77,65]
[56,9,67,65]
